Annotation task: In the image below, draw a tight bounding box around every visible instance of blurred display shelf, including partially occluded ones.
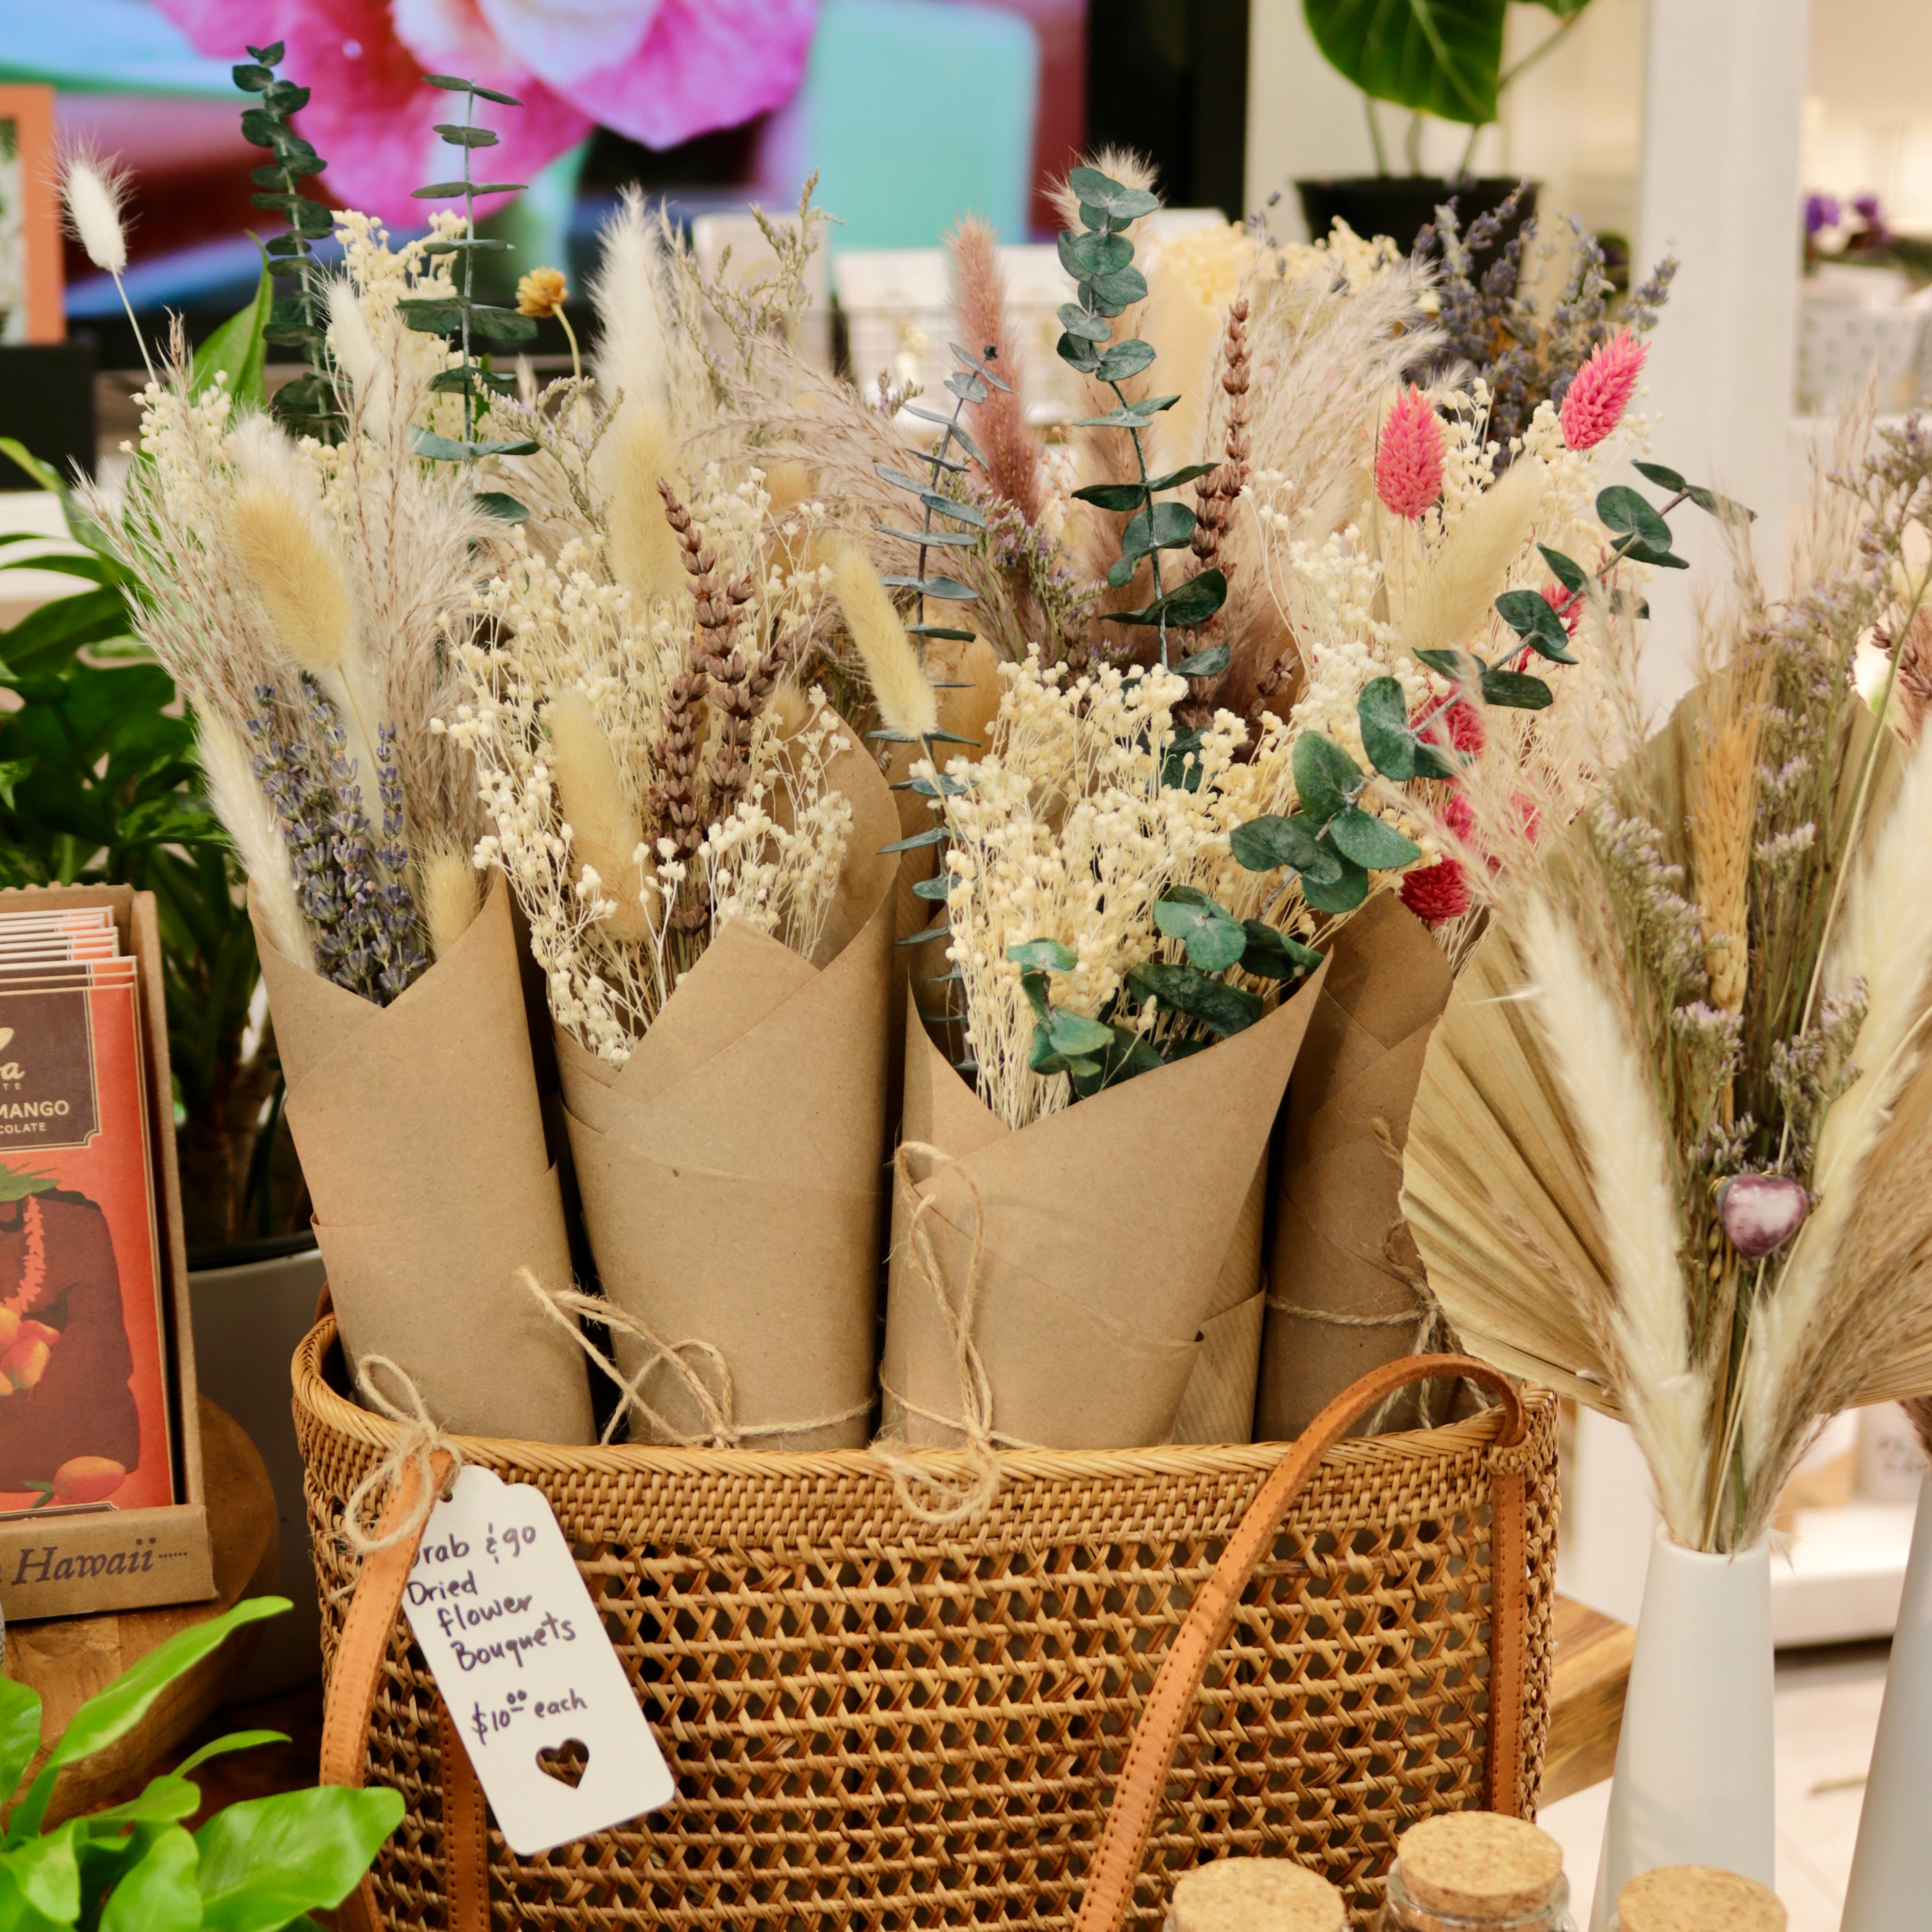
[1774,1499,1918,1647]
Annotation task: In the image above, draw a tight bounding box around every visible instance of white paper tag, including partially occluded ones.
[401,1465,675,1856]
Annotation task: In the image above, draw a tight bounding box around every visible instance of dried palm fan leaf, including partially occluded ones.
[1405,411,1932,1551]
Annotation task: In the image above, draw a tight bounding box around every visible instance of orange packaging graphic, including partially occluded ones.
[0,930,173,1519]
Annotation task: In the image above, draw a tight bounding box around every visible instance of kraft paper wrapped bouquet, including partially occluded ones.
[1248,205,1681,1438]
[843,164,1521,1477]
[449,183,898,1448]
[78,167,597,1443]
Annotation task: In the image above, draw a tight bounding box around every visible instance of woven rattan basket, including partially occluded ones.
[294,1319,1557,1932]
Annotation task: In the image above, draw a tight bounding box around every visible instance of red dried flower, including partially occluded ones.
[1376,386,1445,520]
[1400,858,1471,927]
[1560,332,1647,451]
[1417,698,1485,755]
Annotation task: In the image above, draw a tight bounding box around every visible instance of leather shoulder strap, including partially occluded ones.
[1068,1353,1528,1932]
[320,1446,458,1932]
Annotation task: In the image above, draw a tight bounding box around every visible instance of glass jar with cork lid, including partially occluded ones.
[1611,1864,1785,1932]
[1377,1815,1576,1931]
[1167,1857,1348,1932]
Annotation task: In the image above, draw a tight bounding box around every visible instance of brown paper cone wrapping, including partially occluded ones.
[1167,1153,1269,1444]
[254,874,595,1442]
[881,961,1326,1450]
[1254,894,1454,1442]
[554,740,898,1451]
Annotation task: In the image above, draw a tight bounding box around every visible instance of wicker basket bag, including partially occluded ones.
[294,1319,1557,1932]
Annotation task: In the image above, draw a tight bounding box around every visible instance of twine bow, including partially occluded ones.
[872,1140,1035,1527]
[340,1354,464,1559]
[517,1269,870,1449]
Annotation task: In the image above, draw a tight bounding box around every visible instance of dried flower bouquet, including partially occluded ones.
[1404,410,1932,1551]
[443,191,899,1452]
[73,106,597,1441]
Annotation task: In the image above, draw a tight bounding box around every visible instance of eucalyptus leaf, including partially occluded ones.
[879,574,977,601]
[1478,665,1554,710]
[1008,938,1077,973]
[1111,569,1227,629]
[1056,304,1112,342]
[1537,543,1588,595]
[1071,482,1149,513]
[1631,460,1687,494]
[1291,732,1361,824]
[1493,588,1578,664]
[1228,813,1343,884]
[1596,484,1673,554]
[919,492,987,529]
[1143,463,1222,492]
[1125,961,1260,1038]
[1356,674,1460,781]
[1084,264,1149,313]
[1300,854,1370,914]
[1153,888,1246,971]
[1173,644,1230,678]
[880,825,950,854]
[1118,498,1196,564]
[1241,922,1323,983]
[1327,805,1422,871]
[1095,339,1156,382]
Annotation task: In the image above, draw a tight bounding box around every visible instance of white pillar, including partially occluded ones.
[1632,0,1810,707]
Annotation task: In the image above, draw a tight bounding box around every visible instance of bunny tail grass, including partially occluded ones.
[420,847,482,961]
[545,688,652,943]
[606,404,688,609]
[1398,455,1548,663]
[834,544,939,741]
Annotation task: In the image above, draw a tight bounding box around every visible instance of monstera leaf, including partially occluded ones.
[1303,0,1508,124]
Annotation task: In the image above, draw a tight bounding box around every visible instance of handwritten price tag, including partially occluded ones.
[402,1466,674,1856]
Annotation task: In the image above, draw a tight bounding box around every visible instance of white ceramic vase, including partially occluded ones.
[1840,1471,1932,1930]
[1587,1525,1775,1931]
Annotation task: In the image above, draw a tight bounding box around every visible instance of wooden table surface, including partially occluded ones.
[6,1396,280,1822]
[1544,1592,1637,1805]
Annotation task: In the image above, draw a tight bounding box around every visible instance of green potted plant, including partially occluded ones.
[1296,0,1595,252]
[0,287,330,1700]
[0,1593,401,1927]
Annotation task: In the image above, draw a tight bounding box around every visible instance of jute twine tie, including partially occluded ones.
[1265,1116,1459,1432]
[516,1268,870,1449]
[335,1355,465,1591]
[872,1140,1039,1528]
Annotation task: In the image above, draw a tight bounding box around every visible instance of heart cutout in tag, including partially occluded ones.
[536,1739,590,1790]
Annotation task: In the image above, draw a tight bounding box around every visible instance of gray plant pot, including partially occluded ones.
[188,1237,328,1698]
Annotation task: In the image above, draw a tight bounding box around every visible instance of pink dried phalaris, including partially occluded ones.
[1560,331,1647,451]
[1375,386,1445,520]
[1719,1173,1811,1259]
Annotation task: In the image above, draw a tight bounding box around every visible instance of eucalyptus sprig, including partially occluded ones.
[400,75,541,518]
[1055,165,1227,671]
[232,43,340,443]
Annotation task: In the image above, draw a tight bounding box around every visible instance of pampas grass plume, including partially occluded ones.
[420,847,481,961]
[606,405,687,608]
[591,187,670,416]
[546,688,651,942]
[60,148,130,275]
[834,544,938,740]
[1399,456,1548,661]
[1521,897,1706,1543]
[197,711,314,972]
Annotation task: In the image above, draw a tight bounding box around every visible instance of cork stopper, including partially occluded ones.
[1615,1866,1786,1932]
[1394,1815,1565,1920]
[1168,1858,1347,1932]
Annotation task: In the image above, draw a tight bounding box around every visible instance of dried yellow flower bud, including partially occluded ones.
[516,266,569,320]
